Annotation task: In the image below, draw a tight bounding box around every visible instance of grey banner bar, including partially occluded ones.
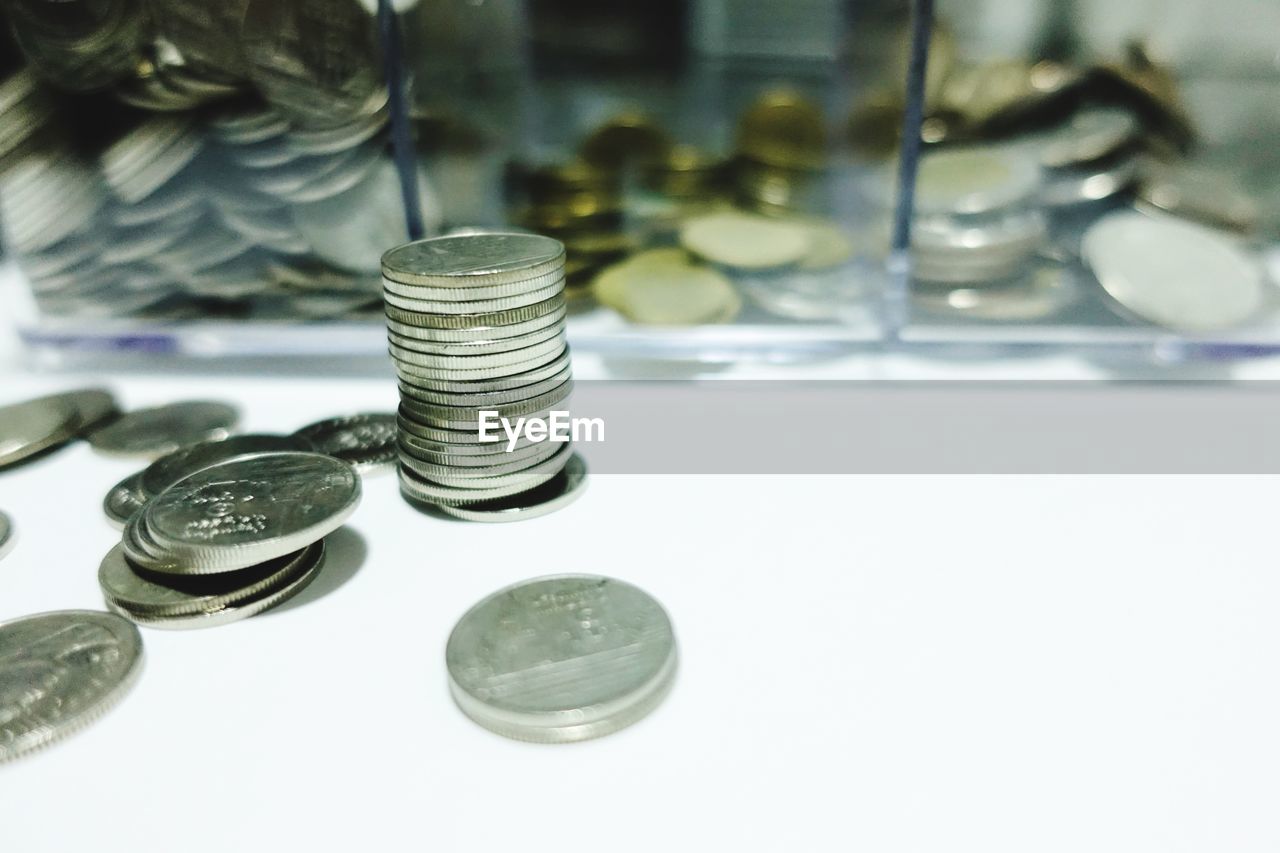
[550,381,1280,473]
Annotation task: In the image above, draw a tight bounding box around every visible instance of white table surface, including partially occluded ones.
[4,257,1280,852]
[0,369,1278,852]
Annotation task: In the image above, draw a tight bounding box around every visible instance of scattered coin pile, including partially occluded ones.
[103,452,360,629]
[382,233,587,522]
[446,574,677,743]
[0,67,436,321]
[102,414,397,528]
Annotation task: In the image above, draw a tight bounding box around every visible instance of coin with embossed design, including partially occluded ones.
[293,413,397,473]
[0,610,143,762]
[446,574,677,743]
[141,451,360,574]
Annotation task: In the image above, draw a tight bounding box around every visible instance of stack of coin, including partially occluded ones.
[512,162,629,301]
[6,0,150,92]
[102,412,396,528]
[732,89,828,215]
[382,234,586,522]
[1028,107,1141,208]
[103,432,314,528]
[102,452,360,628]
[907,147,1047,285]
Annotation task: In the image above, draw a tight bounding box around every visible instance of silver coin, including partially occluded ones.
[0,511,13,560]
[385,304,568,344]
[1082,211,1264,332]
[393,342,568,384]
[396,409,545,449]
[912,264,1077,322]
[143,452,361,574]
[1034,107,1138,169]
[99,542,315,618]
[387,319,564,357]
[140,433,315,498]
[398,462,562,507]
[87,401,240,458]
[395,349,573,395]
[397,364,573,408]
[381,267,566,301]
[381,233,565,287]
[0,388,117,469]
[0,610,144,762]
[292,157,440,274]
[121,510,184,575]
[106,541,326,630]
[398,381,572,430]
[240,0,387,130]
[382,280,565,316]
[1041,155,1139,208]
[383,293,567,330]
[912,146,1042,216]
[1136,161,1260,234]
[389,333,567,372]
[0,395,77,469]
[292,413,397,473]
[400,440,566,481]
[445,573,675,742]
[103,472,147,529]
[416,442,572,489]
[435,454,588,523]
[399,433,562,466]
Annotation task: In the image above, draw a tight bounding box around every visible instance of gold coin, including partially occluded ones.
[593,249,740,326]
[736,89,827,170]
[796,219,855,270]
[641,144,727,198]
[580,112,672,172]
[680,210,812,270]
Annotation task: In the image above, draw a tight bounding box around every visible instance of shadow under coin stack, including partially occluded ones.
[382,234,585,522]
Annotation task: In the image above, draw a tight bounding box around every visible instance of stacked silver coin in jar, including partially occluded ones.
[908,146,1047,286]
[381,234,587,522]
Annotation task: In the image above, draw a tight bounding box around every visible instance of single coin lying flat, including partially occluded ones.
[594,249,740,325]
[87,400,240,458]
[680,210,812,269]
[0,388,117,469]
[292,413,397,473]
[1082,211,1264,332]
[446,574,677,742]
[0,610,143,762]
